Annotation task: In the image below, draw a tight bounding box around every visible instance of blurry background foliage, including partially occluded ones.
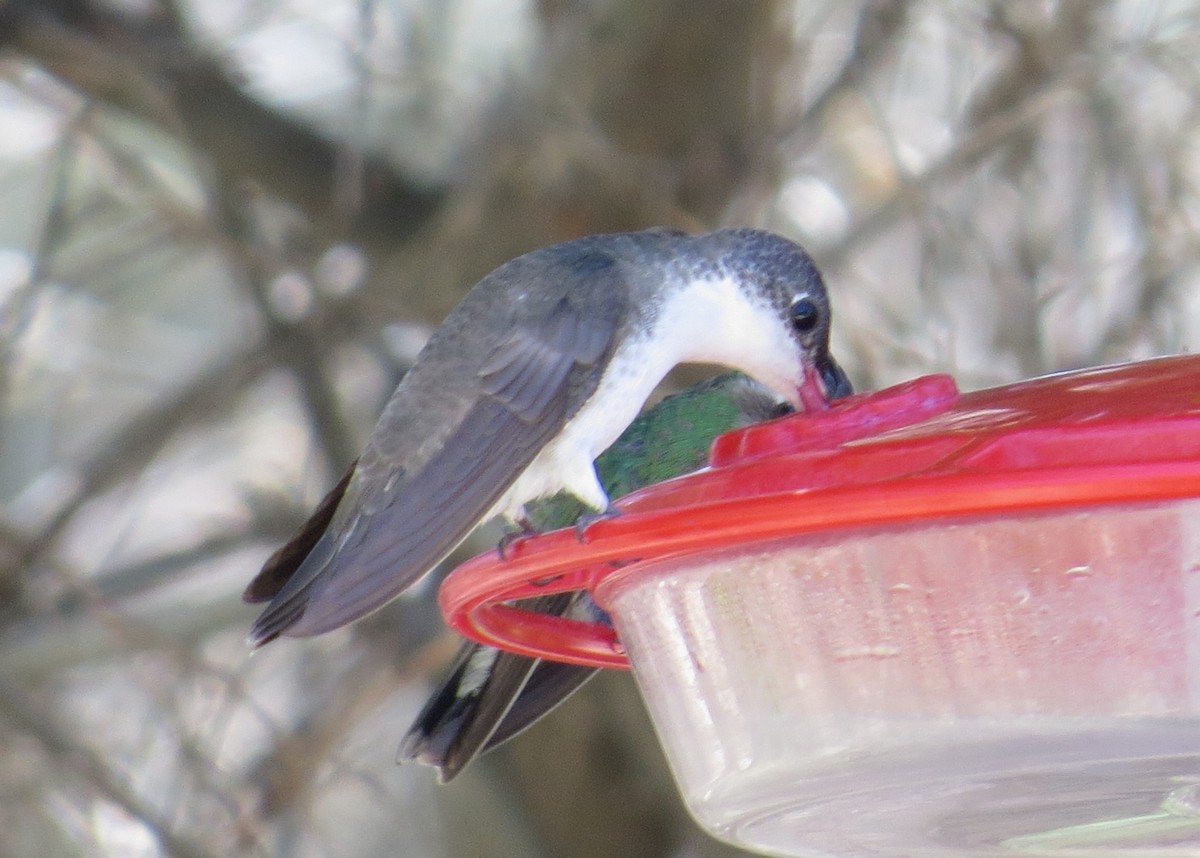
[0,0,1197,856]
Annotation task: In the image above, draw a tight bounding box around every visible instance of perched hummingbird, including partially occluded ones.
[245,227,848,645]
[401,372,837,781]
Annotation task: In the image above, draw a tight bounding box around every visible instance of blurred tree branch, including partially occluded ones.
[1,0,444,253]
[0,674,223,858]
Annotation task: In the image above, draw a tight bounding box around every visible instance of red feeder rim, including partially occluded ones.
[439,355,1200,670]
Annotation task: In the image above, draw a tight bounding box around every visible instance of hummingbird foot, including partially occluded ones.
[497,516,539,560]
[574,505,621,543]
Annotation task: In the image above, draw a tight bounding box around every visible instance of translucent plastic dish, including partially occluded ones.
[441,356,1200,857]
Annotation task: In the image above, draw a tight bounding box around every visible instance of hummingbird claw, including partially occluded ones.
[498,516,539,560]
[574,505,621,543]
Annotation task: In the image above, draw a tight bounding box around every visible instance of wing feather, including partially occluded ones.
[243,462,356,604]
[249,281,622,643]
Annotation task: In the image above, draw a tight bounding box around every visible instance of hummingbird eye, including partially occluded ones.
[789,297,820,333]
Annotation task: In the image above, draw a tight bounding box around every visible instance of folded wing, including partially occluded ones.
[248,272,622,644]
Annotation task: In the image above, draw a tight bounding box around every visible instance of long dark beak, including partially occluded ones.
[820,355,853,401]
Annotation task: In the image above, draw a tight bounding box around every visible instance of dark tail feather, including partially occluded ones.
[480,659,598,753]
[399,593,601,782]
[399,646,538,782]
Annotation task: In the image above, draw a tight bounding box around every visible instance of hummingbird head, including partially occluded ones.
[678,228,851,411]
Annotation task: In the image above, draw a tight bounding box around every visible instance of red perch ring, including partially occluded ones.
[439,355,1200,669]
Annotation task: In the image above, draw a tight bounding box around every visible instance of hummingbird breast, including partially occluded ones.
[492,266,801,519]
[488,328,667,519]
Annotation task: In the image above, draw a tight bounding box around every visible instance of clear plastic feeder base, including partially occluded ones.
[700,727,1198,858]
[601,502,1200,857]
[440,358,1200,858]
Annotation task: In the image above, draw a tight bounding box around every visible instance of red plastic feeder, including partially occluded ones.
[441,356,1200,858]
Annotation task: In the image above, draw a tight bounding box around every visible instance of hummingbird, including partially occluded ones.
[244,227,848,645]
[400,372,852,781]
